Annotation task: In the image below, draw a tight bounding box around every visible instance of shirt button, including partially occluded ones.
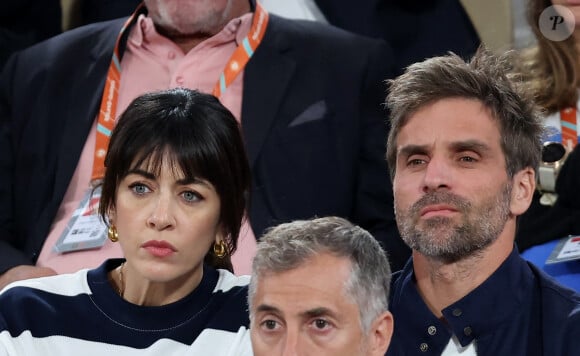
[420,343,429,352]
[175,76,184,85]
[168,51,176,59]
[464,326,472,336]
[428,325,437,335]
[452,308,462,317]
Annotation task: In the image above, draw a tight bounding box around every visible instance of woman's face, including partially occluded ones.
[111,154,222,289]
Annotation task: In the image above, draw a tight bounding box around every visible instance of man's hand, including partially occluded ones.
[0,266,57,290]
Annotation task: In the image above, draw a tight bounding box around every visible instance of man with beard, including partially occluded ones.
[384,48,580,356]
[0,0,407,288]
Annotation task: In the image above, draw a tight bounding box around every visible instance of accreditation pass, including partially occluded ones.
[54,187,107,253]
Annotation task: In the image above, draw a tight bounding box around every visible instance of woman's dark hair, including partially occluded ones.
[98,88,251,272]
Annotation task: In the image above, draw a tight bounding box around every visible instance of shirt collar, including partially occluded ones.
[128,12,253,50]
[441,248,535,345]
[391,247,535,349]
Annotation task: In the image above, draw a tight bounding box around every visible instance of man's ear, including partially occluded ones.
[369,311,394,356]
[510,167,535,216]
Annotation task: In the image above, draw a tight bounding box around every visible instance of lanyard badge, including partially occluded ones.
[54,187,108,253]
[92,3,269,183]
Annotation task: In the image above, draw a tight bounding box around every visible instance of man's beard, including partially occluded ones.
[396,183,512,263]
[148,0,233,38]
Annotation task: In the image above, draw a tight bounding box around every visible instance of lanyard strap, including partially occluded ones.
[559,107,578,149]
[91,3,269,182]
[92,5,144,182]
[212,2,269,97]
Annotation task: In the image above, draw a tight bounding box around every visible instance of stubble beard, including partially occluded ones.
[149,0,234,38]
[396,184,512,263]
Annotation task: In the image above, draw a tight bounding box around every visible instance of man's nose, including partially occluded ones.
[280,330,302,356]
[422,156,452,193]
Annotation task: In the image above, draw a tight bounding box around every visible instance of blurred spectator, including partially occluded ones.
[515,0,580,251]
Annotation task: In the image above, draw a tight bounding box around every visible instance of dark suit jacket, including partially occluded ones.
[0,0,62,69]
[314,0,480,75]
[0,12,409,274]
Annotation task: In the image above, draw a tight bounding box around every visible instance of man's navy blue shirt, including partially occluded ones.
[387,249,580,355]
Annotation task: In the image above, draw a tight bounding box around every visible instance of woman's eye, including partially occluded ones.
[182,191,201,202]
[130,183,150,195]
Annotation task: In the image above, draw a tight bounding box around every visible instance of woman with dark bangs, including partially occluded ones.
[0,88,253,355]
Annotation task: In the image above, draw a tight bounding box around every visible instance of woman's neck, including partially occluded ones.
[110,262,204,306]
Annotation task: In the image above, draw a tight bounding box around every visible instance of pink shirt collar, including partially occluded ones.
[129,13,253,54]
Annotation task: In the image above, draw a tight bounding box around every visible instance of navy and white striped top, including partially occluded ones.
[0,259,252,355]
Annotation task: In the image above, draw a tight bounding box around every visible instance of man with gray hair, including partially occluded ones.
[385,48,580,355]
[248,216,393,356]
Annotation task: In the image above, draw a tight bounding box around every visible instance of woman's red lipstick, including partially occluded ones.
[142,240,176,258]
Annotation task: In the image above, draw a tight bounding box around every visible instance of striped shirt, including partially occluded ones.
[0,259,252,355]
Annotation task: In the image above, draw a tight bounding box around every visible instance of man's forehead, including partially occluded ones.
[397,99,501,145]
[252,254,355,310]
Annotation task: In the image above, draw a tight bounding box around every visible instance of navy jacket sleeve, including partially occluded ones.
[0,20,122,274]
[0,53,33,272]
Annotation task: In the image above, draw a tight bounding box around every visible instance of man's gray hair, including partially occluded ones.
[248,216,391,333]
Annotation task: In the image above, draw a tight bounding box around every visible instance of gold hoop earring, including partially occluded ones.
[108,225,119,242]
[213,240,227,258]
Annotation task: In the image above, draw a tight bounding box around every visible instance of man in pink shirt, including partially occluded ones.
[0,0,406,289]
